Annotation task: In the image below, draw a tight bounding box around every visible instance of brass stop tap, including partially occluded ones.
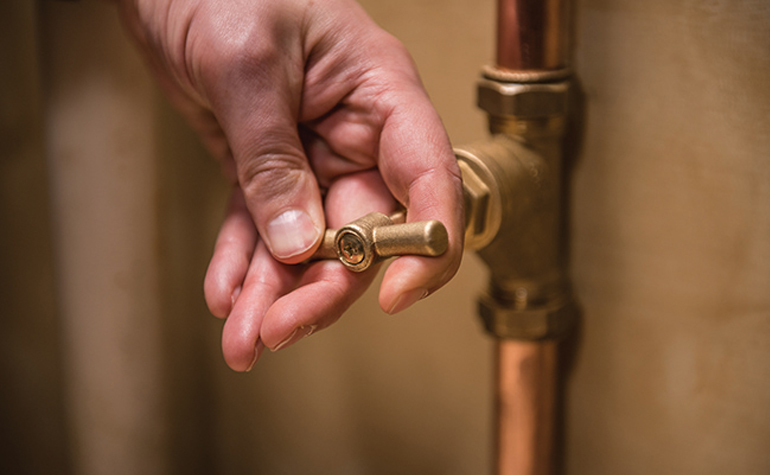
[310,211,448,272]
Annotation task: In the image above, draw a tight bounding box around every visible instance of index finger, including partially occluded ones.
[375,82,465,314]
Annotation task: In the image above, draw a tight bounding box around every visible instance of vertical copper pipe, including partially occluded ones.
[496,0,568,71]
[495,340,558,475]
[487,2,571,475]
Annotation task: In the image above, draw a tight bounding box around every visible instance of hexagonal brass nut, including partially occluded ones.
[456,153,501,251]
[478,294,575,340]
[477,79,569,118]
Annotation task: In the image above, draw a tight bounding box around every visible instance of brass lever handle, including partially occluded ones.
[310,212,449,272]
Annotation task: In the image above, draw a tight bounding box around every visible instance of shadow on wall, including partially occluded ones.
[0,1,71,473]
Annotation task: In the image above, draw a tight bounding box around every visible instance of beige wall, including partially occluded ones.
[568,1,770,473]
[2,0,768,473]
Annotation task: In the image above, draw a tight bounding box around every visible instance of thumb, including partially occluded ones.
[190,15,325,264]
[234,125,325,264]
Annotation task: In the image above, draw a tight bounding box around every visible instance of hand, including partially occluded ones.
[118,0,464,371]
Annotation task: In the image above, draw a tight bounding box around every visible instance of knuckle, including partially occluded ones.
[237,150,308,200]
[191,8,288,93]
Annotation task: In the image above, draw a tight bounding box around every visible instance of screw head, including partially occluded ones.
[338,232,365,265]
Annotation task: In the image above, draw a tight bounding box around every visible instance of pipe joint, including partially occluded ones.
[479,285,575,340]
[456,74,575,341]
[478,79,569,119]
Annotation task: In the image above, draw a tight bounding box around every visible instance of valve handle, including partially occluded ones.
[310,211,448,272]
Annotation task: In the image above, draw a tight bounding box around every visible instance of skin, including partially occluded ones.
[117,0,464,371]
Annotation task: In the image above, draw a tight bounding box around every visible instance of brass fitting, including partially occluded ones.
[455,71,575,341]
[477,79,569,119]
[478,78,569,141]
[457,152,502,251]
[478,278,574,340]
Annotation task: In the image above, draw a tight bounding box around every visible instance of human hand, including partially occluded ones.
[118,0,464,371]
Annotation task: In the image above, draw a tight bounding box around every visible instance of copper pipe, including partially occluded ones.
[480,2,572,475]
[495,340,558,475]
[496,0,568,71]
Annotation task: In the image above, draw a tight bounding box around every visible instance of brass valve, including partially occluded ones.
[311,211,448,272]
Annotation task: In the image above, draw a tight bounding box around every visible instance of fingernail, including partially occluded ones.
[266,209,321,259]
[387,288,429,315]
[246,339,265,372]
[271,325,317,352]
